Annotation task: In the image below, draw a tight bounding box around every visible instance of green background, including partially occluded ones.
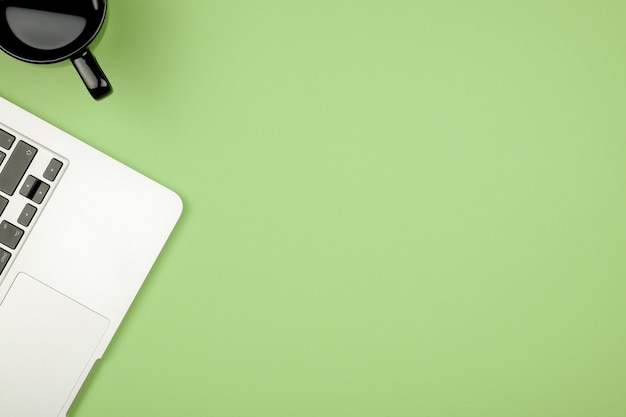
[2,0,626,416]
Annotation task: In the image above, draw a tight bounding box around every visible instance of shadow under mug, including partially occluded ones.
[0,1,112,100]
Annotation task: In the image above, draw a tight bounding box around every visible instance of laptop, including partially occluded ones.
[0,96,182,417]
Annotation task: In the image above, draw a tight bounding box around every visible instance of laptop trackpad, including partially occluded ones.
[0,273,109,417]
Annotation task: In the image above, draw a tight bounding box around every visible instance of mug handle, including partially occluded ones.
[71,49,112,100]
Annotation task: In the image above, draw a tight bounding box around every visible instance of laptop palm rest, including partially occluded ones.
[0,273,109,417]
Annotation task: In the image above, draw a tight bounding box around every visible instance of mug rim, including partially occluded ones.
[0,1,107,64]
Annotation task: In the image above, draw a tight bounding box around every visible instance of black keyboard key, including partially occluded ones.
[0,196,7,216]
[0,248,10,275]
[43,158,63,181]
[32,181,50,204]
[18,204,37,227]
[0,129,15,150]
[19,176,49,204]
[0,141,37,195]
[0,221,23,249]
[19,175,38,199]
[0,151,5,166]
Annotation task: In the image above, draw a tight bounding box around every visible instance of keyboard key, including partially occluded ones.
[18,204,37,227]
[0,248,10,275]
[20,176,49,204]
[0,221,23,249]
[43,158,63,181]
[0,151,5,166]
[0,141,37,196]
[0,129,15,150]
[32,181,50,204]
[19,175,38,199]
[0,196,7,216]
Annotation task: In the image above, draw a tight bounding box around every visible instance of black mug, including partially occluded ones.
[0,1,112,100]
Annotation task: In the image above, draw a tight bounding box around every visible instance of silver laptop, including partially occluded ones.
[0,97,182,417]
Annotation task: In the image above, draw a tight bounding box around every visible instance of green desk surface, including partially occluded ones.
[2,1,626,416]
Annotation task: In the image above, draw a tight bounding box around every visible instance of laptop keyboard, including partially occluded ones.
[0,126,66,278]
